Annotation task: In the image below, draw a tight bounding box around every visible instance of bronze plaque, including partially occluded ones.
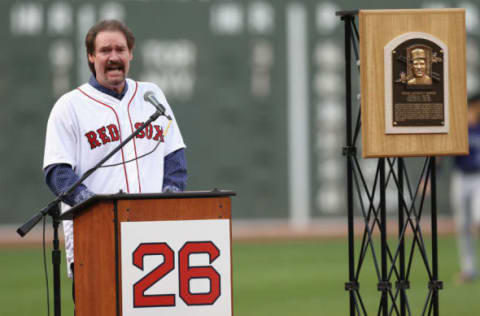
[392,39,444,127]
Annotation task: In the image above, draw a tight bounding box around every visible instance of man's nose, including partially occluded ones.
[108,51,121,60]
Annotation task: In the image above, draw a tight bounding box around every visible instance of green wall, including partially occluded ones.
[0,0,477,223]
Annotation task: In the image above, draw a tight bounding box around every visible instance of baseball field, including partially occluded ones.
[1,236,479,316]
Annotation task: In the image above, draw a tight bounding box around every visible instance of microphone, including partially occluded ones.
[144,91,172,120]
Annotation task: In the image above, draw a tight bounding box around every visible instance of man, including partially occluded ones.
[407,47,432,85]
[451,93,480,283]
[43,20,187,279]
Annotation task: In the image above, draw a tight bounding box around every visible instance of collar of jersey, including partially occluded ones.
[89,75,128,100]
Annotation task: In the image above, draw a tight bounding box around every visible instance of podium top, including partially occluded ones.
[59,190,236,221]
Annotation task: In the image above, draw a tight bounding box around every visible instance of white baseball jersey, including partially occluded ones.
[43,79,186,277]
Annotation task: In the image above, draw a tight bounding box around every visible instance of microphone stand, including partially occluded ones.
[17,109,164,316]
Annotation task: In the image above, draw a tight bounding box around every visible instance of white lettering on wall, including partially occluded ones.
[141,40,197,100]
[10,3,43,35]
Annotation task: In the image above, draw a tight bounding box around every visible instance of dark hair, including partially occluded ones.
[85,20,135,75]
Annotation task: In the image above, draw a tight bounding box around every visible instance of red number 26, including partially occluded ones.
[132,241,221,308]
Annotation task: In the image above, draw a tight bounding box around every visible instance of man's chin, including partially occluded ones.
[106,76,126,86]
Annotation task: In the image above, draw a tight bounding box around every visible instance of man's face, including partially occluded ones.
[88,31,133,92]
[412,58,426,78]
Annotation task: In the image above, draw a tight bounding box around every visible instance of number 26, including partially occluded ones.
[132,241,221,308]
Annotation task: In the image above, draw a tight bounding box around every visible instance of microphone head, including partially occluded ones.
[144,91,154,101]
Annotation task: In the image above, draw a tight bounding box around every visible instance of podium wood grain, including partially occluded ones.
[74,201,117,316]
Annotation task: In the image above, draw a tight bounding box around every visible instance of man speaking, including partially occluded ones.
[43,19,187,279]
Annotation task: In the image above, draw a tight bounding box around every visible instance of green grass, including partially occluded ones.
[1,236,479,315]
[0,246,74,315]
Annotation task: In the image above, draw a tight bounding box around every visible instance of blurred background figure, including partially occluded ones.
[451,93,480,283]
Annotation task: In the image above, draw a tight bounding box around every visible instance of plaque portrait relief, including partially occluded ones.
[408,47,432,85]
[384,33,449,134]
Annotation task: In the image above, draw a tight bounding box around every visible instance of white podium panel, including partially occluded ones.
[121,219,232,316]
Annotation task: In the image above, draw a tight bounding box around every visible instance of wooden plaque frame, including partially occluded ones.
[359,9,468,158]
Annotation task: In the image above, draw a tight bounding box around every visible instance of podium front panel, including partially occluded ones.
[121,219,232,315]
[73,195,233,316]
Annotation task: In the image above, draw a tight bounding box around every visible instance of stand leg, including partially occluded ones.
[343,14,356,316]
[51,205,62,316]
[430,157,439,316]
[398,158,406,316]
[379,158,388,316]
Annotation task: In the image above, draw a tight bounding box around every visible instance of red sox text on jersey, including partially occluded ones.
[85,123,165,149]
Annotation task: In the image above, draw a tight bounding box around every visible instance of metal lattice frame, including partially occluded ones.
[338,11,443,316]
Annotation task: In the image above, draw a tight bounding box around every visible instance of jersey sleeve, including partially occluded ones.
[163,148,187,191]
[43,96,79,170]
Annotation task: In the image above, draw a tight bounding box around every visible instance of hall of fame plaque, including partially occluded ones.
[384,32,449,134]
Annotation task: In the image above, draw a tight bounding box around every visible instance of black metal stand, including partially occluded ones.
[17,108,166,316]
[51,204,62,316]
[337,10,443,316]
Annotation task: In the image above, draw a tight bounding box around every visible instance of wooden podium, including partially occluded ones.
[60,190,235,316]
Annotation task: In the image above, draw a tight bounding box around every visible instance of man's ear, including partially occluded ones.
[88,53,95,64]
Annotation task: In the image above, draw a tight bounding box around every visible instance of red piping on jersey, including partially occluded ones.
[126,81,142,193]
[77,87,131,193]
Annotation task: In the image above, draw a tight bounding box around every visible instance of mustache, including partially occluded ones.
[105,60,124,71]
